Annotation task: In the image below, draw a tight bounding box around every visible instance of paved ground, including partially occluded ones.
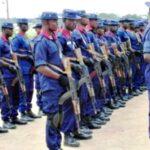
[0,91,150,150]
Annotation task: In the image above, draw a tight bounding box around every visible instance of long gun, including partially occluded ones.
[0,70,11,109]
[9,44,26,93]
[88,43,107,103]
[62,57,81,133]
[74,48,97,114]
[100,45,117,94]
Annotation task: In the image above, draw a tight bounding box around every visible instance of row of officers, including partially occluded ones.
[0,9,147,150]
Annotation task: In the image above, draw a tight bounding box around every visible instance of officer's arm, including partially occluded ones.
[143,39,150,63]
[11,38,29,59]
[0,59,12,67]
[36,66,60,79]
[34,41,60,80]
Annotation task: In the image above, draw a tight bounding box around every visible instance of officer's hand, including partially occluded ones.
[84,58,94,67]
[71,64,82,74]
[25,55,34,62]
[8,65,17,74]
[58,75,69,87]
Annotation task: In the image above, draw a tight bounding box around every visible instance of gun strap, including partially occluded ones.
[77,76,88,90]
[48,63,66,74]
[59,91,72,105]
[11,77,19,86]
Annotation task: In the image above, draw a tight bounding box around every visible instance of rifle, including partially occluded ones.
[9,44,26,93]
[87,43,107,103]
[0,70,11,109]
[62,57,81,133]
[74,48,97,114]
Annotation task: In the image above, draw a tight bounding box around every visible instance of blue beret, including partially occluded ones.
[103,20,110,26]
[109,20,119,26]
[63,9,80,20]
[17,18,28,24]
[41,12,58,20]
[33,23,42,28]
[97,22,105,28]
[145,2,150,7]
[137,21,146,27]
[77,10,88,17]
[88,14,98,20]
[1,22,13,29]
[119,18,133,23]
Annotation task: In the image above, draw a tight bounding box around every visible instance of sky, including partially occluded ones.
[0,0,149,18]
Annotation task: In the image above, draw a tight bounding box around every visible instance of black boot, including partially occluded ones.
[80,125,93,134]
[107,100,120,109]
[0,127,8,133]
[74,131,92,140]
[64,133,80,147]
[11,117,27,125]
[3,121,16,129]
[20,112,34,122]
[27,110,41,119]
[83,116,101,129]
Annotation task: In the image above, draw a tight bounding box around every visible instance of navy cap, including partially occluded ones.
[88,13,98,20]
[103,20,110,26]
[137,21,146,27]
[109,20,119,26]
[145,2,150,7]
[77,10,88,18]
[97,22,105,28]
[1,22,13,29]
[17,18,28,24]
[40,12,58,20]
[33,23,42,28]
[63,9,80,20]
[119,18,133,23]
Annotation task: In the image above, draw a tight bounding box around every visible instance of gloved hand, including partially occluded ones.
[83,58,94,66]
[71,64,82,74]
[58,75,69,87]
[25,55,34,63]
[8,65,17,74]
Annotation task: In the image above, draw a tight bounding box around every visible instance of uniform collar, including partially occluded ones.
[18,31,26,36]
[40,30,57,40]
[76,25,86,33]
[1,35,9,42]
[106,31,115,36]
[60,28,71,38]
[86,25,93,31]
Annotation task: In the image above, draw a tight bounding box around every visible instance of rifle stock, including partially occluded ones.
[74,48,97,114]
[62,57,81,133]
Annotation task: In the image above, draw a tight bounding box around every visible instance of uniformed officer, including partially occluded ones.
[72,10,109,129]
[34,11,82,150]
[32,23,44,117]
[0,22,27,129]
[143,1,150,138]
[0,88,8,133]
[117,18,139,97]
[57,9,93,145]
[96,21,125,109]
[12,18,38,121]
[126,21,143,95]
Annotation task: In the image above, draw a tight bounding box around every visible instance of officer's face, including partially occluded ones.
[89,19,97,29]
[35,28,41,35]
[80,17,89,26]
[110,25,118,33]
[4,28,13,37]
[122,22,129,30]
[140,26,145,32]
[65,19,77,31]
[47,20,58,32]
[19,24,29,32]
[97,28,104,35]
